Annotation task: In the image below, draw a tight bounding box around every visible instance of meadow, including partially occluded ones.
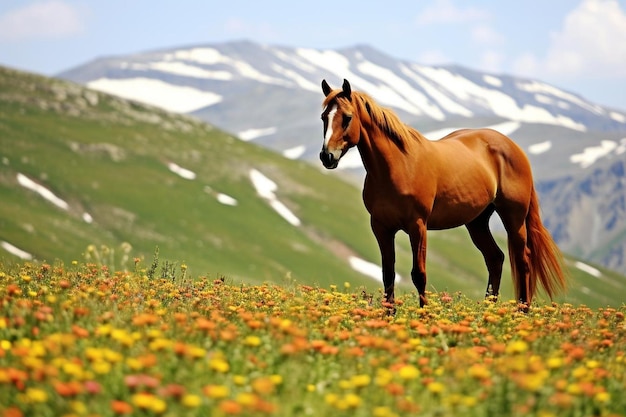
[0,255,624,417]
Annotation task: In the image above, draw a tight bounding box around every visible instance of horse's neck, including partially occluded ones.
[357,120,428,179]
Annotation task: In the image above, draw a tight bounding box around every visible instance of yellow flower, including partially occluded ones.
[505,340,529,354]
[373,406,397,417]
[547,357,563,369]
[209,357,230,373]
[150,397,167,414]
[398,364,420,380]
[594,391,610,404]
[325,393,339,406]
[70,400,87,415]
[244,335,262,347]
[91,360,111,375]
[132,393,154,409]
[25,388,48,403]
[236,392,257,407]
[204,384,230,399]
[182,394,202,408]
[342,393,362,408]
[427,382,446,394]
[462,396,478,407]
[126,357,143,371]
[351,374,371,388]
[233,375,247,385]
[468,364,491,380]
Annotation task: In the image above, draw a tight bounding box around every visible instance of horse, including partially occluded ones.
[319,78,566,310]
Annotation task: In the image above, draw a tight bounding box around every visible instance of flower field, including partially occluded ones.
[0,260,624,417]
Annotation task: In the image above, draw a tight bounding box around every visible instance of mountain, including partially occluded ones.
[57,40,626,275]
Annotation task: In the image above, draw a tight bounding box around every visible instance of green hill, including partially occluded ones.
[0,66,623,307]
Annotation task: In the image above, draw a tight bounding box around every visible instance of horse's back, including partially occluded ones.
[437,128,532,176]
[427,128,534,224]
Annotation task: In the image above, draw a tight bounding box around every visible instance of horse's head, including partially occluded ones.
[319,79,360,169]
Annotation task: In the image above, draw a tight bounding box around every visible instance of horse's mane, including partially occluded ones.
[324,90,420,152]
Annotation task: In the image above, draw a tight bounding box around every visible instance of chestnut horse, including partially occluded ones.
[319,79,566,309]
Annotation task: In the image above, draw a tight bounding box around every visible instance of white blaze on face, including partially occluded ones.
[323,104,337,148]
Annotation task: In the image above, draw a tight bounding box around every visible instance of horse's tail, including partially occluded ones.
[512,186,567,301]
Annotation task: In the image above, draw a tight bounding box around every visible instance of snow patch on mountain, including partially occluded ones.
[88,77,222,113]
[238,127,277,141]
[1,241,33,260]
[167,162,196,180]
[17,173,68,210]
[570,140,618,168]
[249,169,301,226]
[528,141,552,155]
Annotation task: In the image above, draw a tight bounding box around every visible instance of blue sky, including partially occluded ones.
[0,0,625,109]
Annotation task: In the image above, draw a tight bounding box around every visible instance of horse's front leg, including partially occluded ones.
[408,219,428,307]
[371,218,397,307]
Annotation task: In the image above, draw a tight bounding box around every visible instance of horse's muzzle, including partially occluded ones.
[319,150,339,169]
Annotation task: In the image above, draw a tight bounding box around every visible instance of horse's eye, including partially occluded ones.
[342,114,352,129]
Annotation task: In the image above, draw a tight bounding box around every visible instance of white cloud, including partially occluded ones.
[517,0,626,79]
[416,0,490,24]
[0,0,86,41]
[471,25,505,45]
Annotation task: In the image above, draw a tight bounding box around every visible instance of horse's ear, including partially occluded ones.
[342,79,352,100]
[321,79,332,97]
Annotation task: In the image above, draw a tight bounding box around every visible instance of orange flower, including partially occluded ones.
[111,400,133,414]
[54,380,83,396]
[219,399,242,415]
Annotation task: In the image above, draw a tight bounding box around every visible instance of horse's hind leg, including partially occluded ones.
[466,205,505,300]
[497,207,532,309]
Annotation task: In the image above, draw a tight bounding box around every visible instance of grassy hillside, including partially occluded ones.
[0,66,623,308]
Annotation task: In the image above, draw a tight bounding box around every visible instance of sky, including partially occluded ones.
[0,0,625,109]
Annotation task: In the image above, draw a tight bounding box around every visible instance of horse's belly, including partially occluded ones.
[427,206,484,230]
[428,195,493,230]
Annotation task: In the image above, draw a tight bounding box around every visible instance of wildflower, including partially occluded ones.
[547,357,563,369]
[181,394,202,408]
[236,392,258,407]
[91,360,111,375]
[342,393,362,409]
[594,391,610,404]
[132,392,166,413]
[427,382,445,394]
[373,406,396,417]
[70,400,87,415]
[505,340,529,354]
[251,376,276,395]
[351,374,371,388]
[219,399,242,414]
[468,364,491,380]
[203,384,230,399]
[25,387,48,403]
[398,364,420,380]
[375,368,393,386]
[244,335,262,347]
[232,375,248,386]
